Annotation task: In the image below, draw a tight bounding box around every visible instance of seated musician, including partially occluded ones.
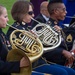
[6,0,75,75]
[41,0,75,69]
[0,4,37,75]
[31,0,75,69]
[31,1,50,28]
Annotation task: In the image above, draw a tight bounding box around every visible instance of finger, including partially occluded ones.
[68,57,74,64]
[54,27,61,32]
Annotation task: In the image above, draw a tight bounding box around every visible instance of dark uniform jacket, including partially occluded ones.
[7,22,31,41]
[0,29,20,75]
[31,14,47,28]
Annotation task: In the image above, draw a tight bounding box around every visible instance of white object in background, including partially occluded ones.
[63,24,69,27]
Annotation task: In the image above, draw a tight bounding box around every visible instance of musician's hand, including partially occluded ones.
[20,57,30,68]
[62,50,75,63]
[54,25,62,32]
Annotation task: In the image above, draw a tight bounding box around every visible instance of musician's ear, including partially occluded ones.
[54,8,59,14]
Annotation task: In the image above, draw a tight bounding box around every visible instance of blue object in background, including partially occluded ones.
[62,0,67,5]
[30,0,75,24]
[63,0,75,24]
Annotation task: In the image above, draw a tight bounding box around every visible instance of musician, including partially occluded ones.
[31,1,50,28]
[42,0,75,67]
[6,0,75,75]
[0,4,37,75]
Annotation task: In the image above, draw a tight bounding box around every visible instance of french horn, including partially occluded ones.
[6,24,43,75]
[31,18,62,52]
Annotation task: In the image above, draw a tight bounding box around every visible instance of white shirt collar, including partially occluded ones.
[42,14,49,22]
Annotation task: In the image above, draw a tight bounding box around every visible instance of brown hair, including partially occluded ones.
[11,0,34,22]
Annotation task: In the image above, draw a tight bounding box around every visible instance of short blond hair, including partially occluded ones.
[0,5,5,16]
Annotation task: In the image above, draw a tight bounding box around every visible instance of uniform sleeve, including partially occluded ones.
[0,60,20,73]
[0,35,20,73]
[55,47,65,54]
[55,40,67,54]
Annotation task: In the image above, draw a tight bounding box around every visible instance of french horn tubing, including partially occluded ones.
[66,16,75,18]
[6,23,43,75]
[31,17,62,52]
